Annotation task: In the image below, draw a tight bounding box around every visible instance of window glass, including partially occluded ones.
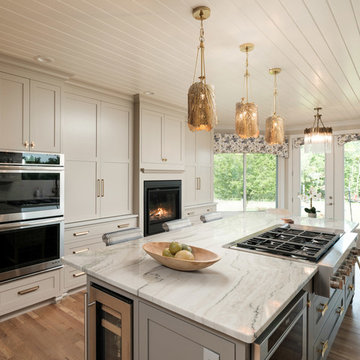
[214,153,277,212]
[214,153,244,211]
[300,146,325,217]
[344,140,360,224]
[246,153,277,211]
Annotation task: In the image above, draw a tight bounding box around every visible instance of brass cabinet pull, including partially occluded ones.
[18,285,39,296]
[24,141,29,148]
[30,141,35,148]
[117,223,130,229]
[336,306,345,316]
[73,248,89,254]
[317,303,328,317]
[198,177,201,190]
[97,179,101,197]
[101,179,104,197]
[187,211,195,216]
[73,231,89,237]
[349,284,354,291]
[196,177,200,190]
[73,271,86,278]
[319,340,328,358]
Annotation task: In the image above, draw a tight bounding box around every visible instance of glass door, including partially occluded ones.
[292,141,334,218]
[89,284,132,360]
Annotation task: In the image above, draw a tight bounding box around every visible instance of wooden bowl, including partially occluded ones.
[143,242,221,271]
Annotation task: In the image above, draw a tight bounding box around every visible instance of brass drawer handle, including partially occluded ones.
[117,223,130,229]
[317,303,328,317]
[349,284,354,291]
[187,211,195,216]
[18,285,39,296]
[319,340,329,358]
[97,179,101,198]
[30,141,35,148]
[101,179,104,197]
[24,141,29,149]
[336,306,344,316]
[73,271,86,278]
[73,248,89,254]
[73,231,89,237]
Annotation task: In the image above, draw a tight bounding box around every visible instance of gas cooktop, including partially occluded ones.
[228,224,343,262]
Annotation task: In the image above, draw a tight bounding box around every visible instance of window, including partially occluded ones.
[344,140,360,223]
[214,153,277,212]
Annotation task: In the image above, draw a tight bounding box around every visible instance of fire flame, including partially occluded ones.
[149,207,172,220]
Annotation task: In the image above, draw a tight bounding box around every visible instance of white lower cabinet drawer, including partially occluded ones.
[0,270,60,316]
[63,265,87,290]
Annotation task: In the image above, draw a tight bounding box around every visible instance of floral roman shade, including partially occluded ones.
[214,133,289,158]
[337,133,360,145]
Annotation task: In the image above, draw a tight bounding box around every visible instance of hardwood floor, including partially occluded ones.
[0,291,85,360]
[0,269,359,360]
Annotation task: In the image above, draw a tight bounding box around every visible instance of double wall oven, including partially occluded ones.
[0,151,64,282]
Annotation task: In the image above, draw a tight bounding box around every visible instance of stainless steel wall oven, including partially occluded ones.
[0,151,64,282]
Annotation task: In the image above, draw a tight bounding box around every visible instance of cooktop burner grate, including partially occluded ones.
[232,225,341,262]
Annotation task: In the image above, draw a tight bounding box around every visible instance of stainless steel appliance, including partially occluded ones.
[87,283,132,360]
[0,217,64,282]
[0,151,64,282]
[227,223,358,297]
[253,291,307,360]
[0,151,64,222]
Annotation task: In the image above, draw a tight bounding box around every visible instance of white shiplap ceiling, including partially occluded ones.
[0,0,360,131]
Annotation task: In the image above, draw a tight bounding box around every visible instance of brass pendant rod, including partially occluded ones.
[273,72,278,115]
[199,17,206,84]
[245,48,249,102]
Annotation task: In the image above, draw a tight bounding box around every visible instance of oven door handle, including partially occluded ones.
[0,165,64,172]
[0,217,64,231]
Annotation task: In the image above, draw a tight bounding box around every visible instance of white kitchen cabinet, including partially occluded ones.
[63,93,132,223]
[30,80,61,152]
[0,72,29,151]
[0,72,61,153]
[184,130,214,207]
[139,108,184,169]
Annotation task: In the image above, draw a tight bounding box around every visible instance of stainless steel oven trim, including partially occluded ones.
[0,168,64,223]
[0,218,64,283]
[253,291,307,360]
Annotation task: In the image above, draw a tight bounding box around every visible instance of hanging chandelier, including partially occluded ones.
[235,43,259,139]
[265,68,285,145]
[304,107,332,153]
[188,6,217,132]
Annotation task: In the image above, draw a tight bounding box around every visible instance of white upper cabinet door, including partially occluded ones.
[185,129,196,165]
[184,165,197,206]
[100,162,130,217]
[0,72,29,151]
[141,109,162,165]
[63,94,99,161]
[65,161,99,222]
[30,81,60,153]
[100,102,130,162]
[196,131,213,166]
[163,115,184,165]
[196,166,213,204]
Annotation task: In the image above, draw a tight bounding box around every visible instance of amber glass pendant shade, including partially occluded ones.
[188,82,217,132]
[265,114,284,145]
[235,100,259,138]
[265,68,285,145]
[235,43,259,139]
[187,6,217,132]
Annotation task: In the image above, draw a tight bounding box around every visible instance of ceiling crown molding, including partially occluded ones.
[0,53,73,80]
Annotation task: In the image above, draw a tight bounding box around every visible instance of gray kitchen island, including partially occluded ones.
[62,212,358,360]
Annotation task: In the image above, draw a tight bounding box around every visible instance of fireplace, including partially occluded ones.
[144,180,181,236]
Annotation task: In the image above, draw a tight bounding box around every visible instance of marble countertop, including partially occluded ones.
[62,213,358,343]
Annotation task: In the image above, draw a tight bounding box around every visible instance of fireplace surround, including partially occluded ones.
[144,180,181,236]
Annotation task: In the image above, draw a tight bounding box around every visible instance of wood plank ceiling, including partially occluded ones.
[0,0,359,131]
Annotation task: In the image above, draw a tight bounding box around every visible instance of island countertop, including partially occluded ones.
[62,213,357,343]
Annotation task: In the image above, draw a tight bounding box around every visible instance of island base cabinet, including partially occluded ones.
[139,302,238,360]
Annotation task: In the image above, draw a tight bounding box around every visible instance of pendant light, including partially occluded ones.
[265,68,285,145]
[304,107,332,153]
[188,6,217,132]
[235,43,259,139]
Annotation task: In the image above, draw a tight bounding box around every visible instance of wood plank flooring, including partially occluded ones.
[0,268,359,360]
